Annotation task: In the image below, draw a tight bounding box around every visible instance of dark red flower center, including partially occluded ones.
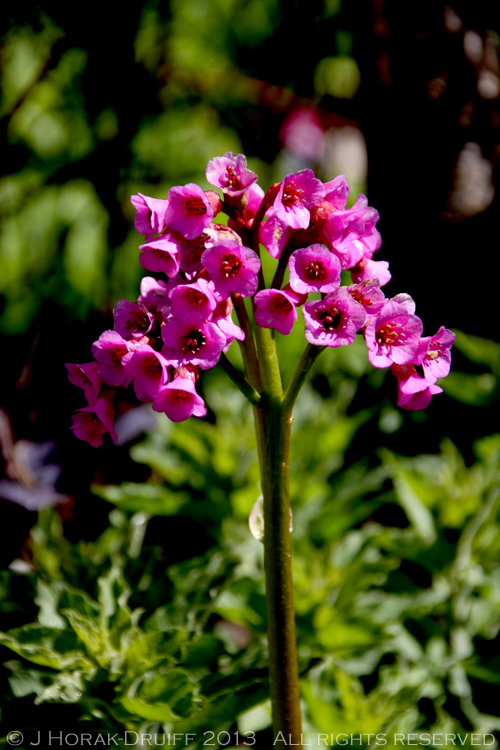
[185,289,206,305]
[144,354,161,377]
[305,261,327,280]
[270,295,293,314]
[184,196,207,215]
[221,253,242,277]
[184,329,205,351]
[319,308,341,330]
[111,345,128,364]
[282,181,304,207]
[225,165,242,191]
[173,390,190,404]
[376,323,400,346]
[124,309,150,331]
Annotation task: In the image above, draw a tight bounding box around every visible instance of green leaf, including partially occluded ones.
[0,625,94,670]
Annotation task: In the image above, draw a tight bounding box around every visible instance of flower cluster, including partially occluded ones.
[67,153,454,445]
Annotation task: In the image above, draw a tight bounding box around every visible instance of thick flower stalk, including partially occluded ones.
[67,153,454,744]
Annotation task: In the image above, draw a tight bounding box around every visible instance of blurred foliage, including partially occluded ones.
[2,0,500,748]
[1,330,500,747]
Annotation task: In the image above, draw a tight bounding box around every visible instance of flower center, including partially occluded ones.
[305,261,326,280]
[111,345,128,364]
[282,181,304,207]
[144,354,161,377]
[173,390,189,404]
[124,309,150,331]
[376,323,400,346]
[270,295,293,314]
[221,253,242,277]
[319,308,341,330]
[224,165,241,191]
[184,329,205,351]
[185,289,206,305]
[184,196,207,215]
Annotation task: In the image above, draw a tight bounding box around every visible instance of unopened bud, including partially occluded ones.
[205,190,223,216]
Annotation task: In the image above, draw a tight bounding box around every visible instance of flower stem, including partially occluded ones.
[282,343,325,418]
[259,401,303,746]
[252,322,303,746]
[218,353,261,406]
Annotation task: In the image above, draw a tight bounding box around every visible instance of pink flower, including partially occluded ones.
[122,344,170,403]
[212,298,245,349]
[415,327,455,381]
[391,364,443,410]
[347,279,387,315]
[323,194,381,268]
[164,184,213,240]
[303,288,366,347]
[273,169,326,230]
[138,277,172,311]
[201,240,260,298]
[139,232,182,277]
[364,301,423,368]
[166,277,218,319]
[288,245,341,294]
[130,193,168,240]
[206,152,258,197]
[323,175,349,210]
[351,257,391,287]
[152,374,207,422]
[254,289,300,335]
[65,361,102,405]
[113,300,155,341]
[91,331,132,387]
[161,313,227,369]
[71,391,118,446]
[259,208,292,259]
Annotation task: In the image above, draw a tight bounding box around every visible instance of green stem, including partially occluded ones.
[218,353,261,406]
[231,293,261,391]
[258,400,303,746]
[282,343,325,418]
[252,321,302,745]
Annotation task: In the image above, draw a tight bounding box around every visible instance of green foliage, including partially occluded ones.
[2,332,500,746]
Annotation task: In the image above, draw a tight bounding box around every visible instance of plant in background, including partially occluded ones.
[66,154,454,744]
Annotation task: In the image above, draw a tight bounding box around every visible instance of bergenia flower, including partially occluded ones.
[113,300,155,341]
[391,364,443,411]
[288,245,341,294]
[201,240,261,298]
[130,193,168,240]
[351,257,391,287]
[212,299,245,349]
[323,193,381,268]
[303,288,366,347]
[138,277,172,311]
[91,331,132,387]
[254,289,300,335]
[139,232,182,277]
[65,361,102,405]
[167,277,218,319]
[273,169,325,230]
[364,301,423,368]
[164,184,213,240]
[122,345,170,403]
[206,152,258,197]
[323,174,349,210]
[415,327,456,381]
[347,279,387,315]
[152,374,206,422]
[161,313,227,369]
[71,391,118,446]
[259,209,292,259]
